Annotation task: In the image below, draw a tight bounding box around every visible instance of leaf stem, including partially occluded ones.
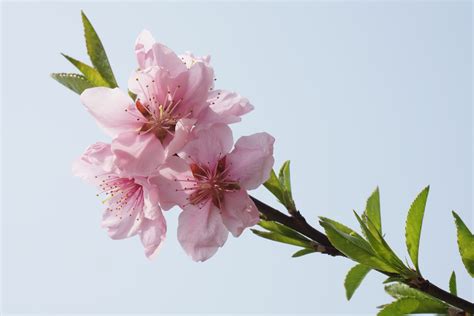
[250,195,474,314]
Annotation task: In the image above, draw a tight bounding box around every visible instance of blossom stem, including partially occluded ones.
[249,195,474,314]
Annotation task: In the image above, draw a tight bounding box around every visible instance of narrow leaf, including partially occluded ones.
[278,160,292,196]
[405,186,430,273]
[292,248,316,258]
[452,211,474,277]
[319,217,368,249]
[61,53,110,87]
[449,271,457,295]
[354,212,410,276]
[319,220,397,273]
[258,220,310,243]
[344,264,371,300]
[251,229,313,248]
[51,73,93,94]
[81,11,118,87]
[263,169,284,202]
[364,187,382,234]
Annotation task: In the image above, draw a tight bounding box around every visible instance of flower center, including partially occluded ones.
[130,79,188,143]
[183,156,240,208]
[95,174,144,220]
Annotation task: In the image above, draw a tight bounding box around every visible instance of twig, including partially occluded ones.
[250,195,474,314]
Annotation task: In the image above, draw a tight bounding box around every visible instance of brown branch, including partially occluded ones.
[250,196,343,256]
[250,195,474,314]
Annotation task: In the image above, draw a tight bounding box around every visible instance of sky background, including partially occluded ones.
[1,1,472,315]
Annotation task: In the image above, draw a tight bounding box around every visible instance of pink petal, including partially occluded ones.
[227,133,275,190]
[179,52,211,69]
[111,131,165,177]
[135,29,156,69]
[127,67,162,103]
[179,61,215,116]
[221,190,259,237]
[80,87,141,138]
[149,156,192,211]
[177,201,228,262]
[72,142,115,184]
[135,178,162,220]
[102,202,143,240]
[151,43,187,77]
[198,90,254,125]
[139,213,167,259]
[164,118,195,158]
[179,123,233,167]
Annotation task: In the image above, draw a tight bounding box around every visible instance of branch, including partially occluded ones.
[250,195,474,314]
[250,196,342,256]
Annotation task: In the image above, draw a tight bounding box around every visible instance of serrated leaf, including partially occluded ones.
[344,264,371,300]
[405,186,430,273]
[263,169,284,202]
[292,248,316,258]
[258,220,310,243]
[449,271,457,295]
[61,53,110,87]
[81,11,117,88]
[377,298,420,316]
[51,73,94,94]
[319,220,398,273]
[384,283,448,313]
[364,187,382,234]
[251,229,313,248]
[354,212,410,276]
[452,211,474,277]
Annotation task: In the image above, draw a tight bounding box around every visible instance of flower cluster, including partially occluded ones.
[73,31,275,261]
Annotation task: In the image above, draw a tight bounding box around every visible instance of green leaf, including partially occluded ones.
[61,53,110,87]
[354,212,411,276]
[263,169,284,202]
[377,298,420,316]
[452,211,474,277]
[319,219,398,273]
[449,271,457,295]
[292,248,316,258]
[384,283,448,313]
[405,186,430,273]
[81,11,118,87]
[364,187,382,234]
[278,160,292,196]
[319,217,372,252]
[128,90,137,101]
[385,283,439,302]
[279,161,296,212]
[258,220,310,243]
[344,264,371,300]
[251,229,313,248]
[383,276,405,284]
[50,73,94,94]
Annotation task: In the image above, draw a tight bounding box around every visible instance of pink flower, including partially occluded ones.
[72,142,166,259]
[80,31,252,177]
[133,29,254,124]
[151,124,274,261]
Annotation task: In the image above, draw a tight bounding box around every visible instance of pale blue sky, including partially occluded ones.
[1,1,472,314]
